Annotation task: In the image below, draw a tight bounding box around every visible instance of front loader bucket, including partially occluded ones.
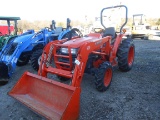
[8,72,81,120]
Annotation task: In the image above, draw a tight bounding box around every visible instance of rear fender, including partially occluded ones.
[58,29,70,40]
[30,30,53,48]
[21,30,52,52]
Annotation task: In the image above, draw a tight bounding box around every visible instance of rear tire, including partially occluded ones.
[117,38,135,72]
[30,49,43,71]
[94,62,113,92]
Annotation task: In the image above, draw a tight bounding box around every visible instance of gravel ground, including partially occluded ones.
[0,39,160,120]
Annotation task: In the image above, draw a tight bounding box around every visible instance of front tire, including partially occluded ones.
[117,38,135,72]
[94,62,113,92]
[30,49,43,71]
[16,54,30,66]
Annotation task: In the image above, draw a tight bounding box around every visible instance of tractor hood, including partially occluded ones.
[62,36,100,48]
[13,33,34,43]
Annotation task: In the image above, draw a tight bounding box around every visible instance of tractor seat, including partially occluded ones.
[102,27,116,39]
[52,27,63,36]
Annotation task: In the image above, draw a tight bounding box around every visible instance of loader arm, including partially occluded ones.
[38,38,77,77]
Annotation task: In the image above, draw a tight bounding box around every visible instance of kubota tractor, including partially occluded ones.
[9,5,135,120]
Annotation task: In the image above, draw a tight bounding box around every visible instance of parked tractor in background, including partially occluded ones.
[0,18,82,85]
[9,5,135,120]
[0,16,20,51]
[0,17,34,53]
[131,14,151,39]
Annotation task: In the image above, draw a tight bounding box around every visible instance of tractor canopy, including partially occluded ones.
[0,16,21,35]
[0,16,20,21]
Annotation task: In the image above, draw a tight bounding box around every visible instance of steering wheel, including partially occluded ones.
[65,28,83,40]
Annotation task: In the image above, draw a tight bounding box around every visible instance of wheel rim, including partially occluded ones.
[104,68,112,87]
[38,55,42,65]
[128,46,134,66]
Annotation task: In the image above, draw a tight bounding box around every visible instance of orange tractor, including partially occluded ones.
[9,5,135,120]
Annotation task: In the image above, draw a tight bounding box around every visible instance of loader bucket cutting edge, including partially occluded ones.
[8,72,81,120]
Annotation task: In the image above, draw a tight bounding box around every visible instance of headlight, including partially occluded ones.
[60,48,78,55]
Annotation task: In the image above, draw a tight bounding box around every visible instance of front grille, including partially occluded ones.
[58,53,76,64]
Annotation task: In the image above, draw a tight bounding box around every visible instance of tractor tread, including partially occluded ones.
[117,38,135,72]
[94,62,112,92]
[16,54,30,66]
[30,49,43,71]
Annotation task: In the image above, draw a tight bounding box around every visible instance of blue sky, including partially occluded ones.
[0,0,159,21]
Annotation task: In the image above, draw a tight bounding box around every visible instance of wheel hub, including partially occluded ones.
[104,68,112,87]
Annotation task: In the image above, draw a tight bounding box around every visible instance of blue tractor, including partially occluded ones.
[0,18,83,85]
